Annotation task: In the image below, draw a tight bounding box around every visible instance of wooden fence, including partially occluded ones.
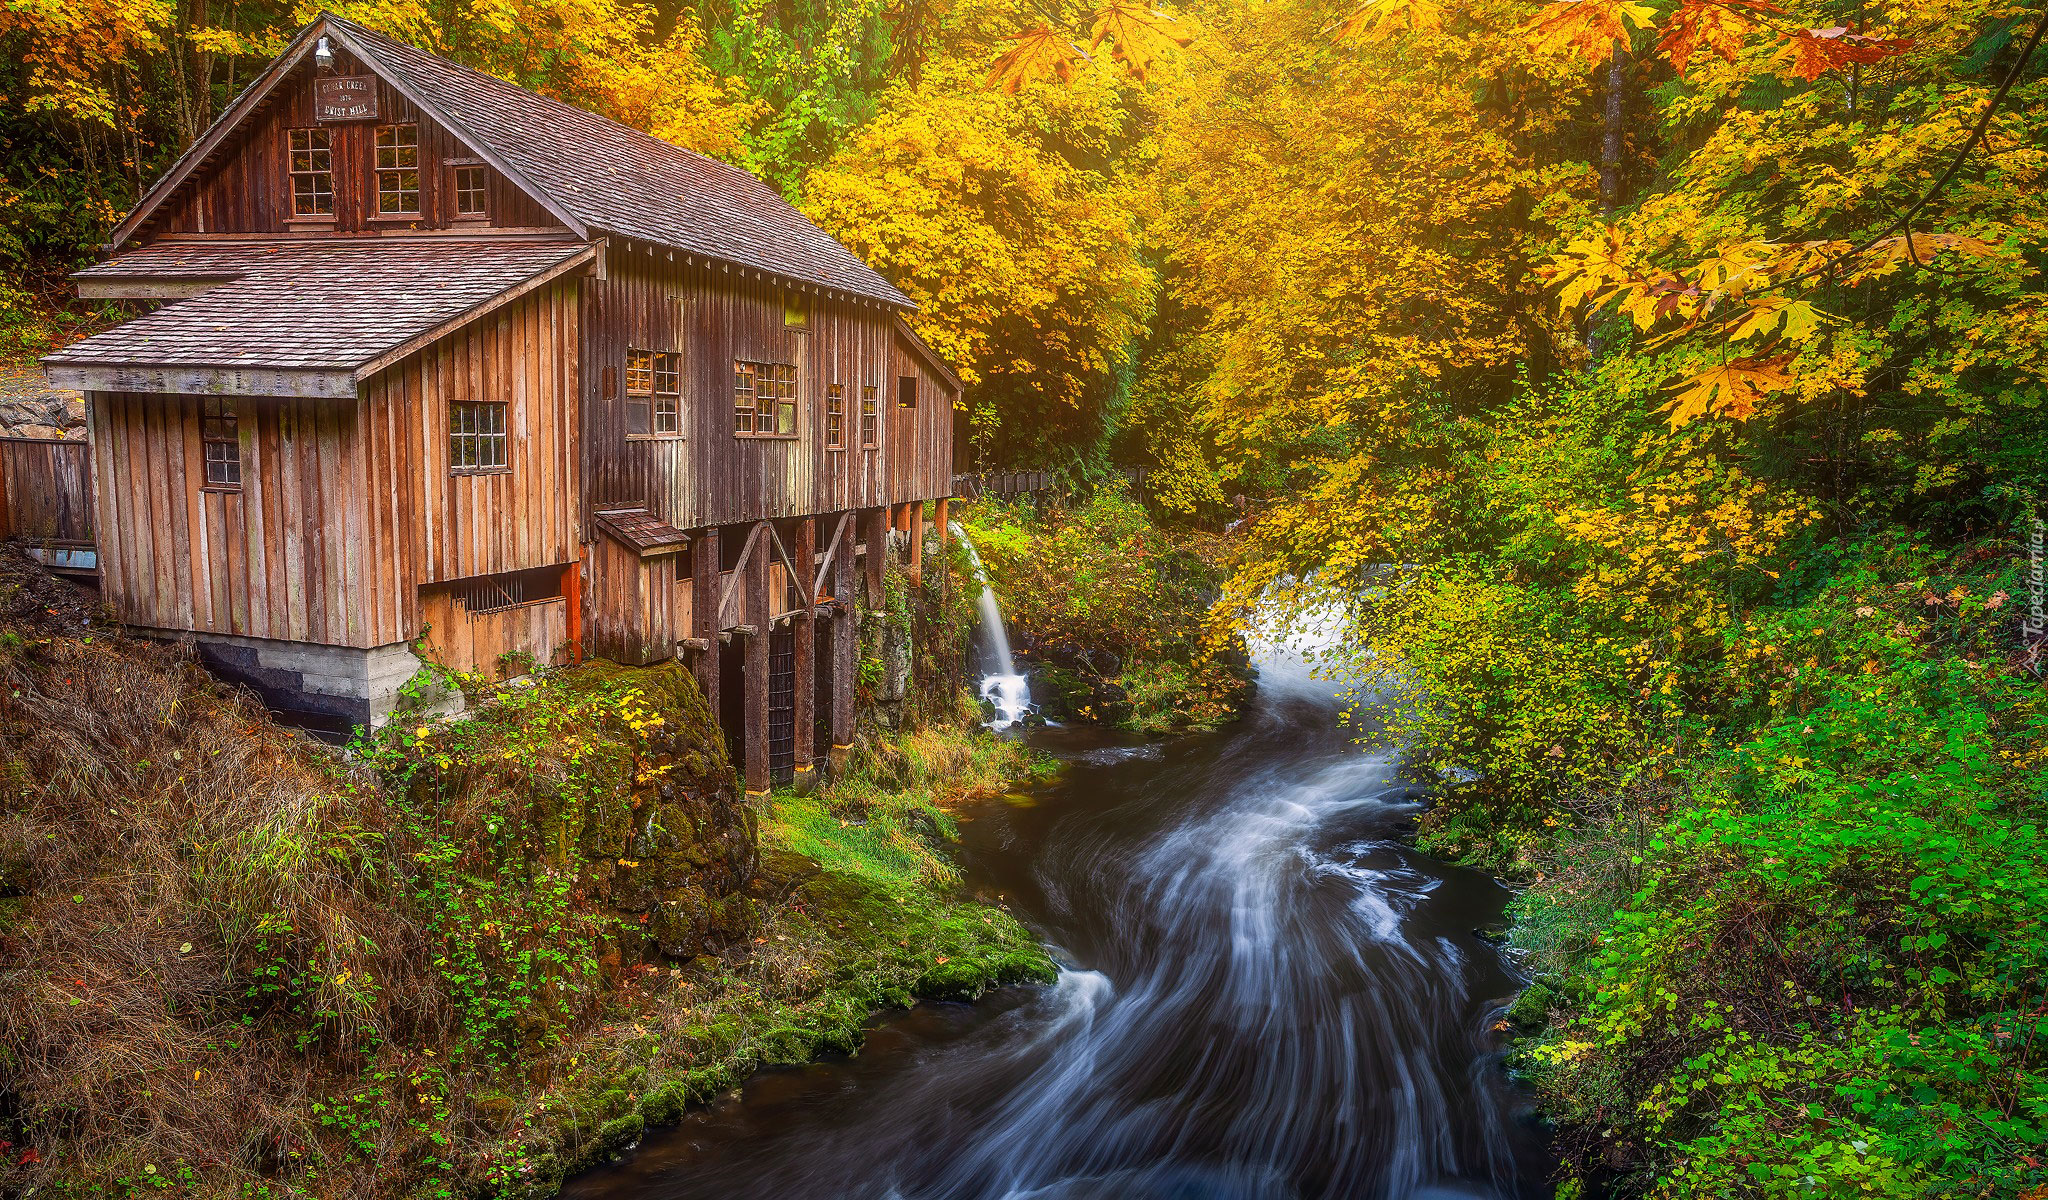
[953,470,1055,501]
[0,437,93,543]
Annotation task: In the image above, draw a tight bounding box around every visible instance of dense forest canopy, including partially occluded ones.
[2,0,2045,1193]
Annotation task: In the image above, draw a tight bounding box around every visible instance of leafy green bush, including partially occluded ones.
[958,491,1249,729]
[1512,541,2048,1198]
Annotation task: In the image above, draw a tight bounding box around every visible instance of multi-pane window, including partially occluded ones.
[201,397,240,489]
[625,349,681,436]
[450,401,507,471]
[288,129,333,217]
[652,352,680,434]
[898,375,918,408]
[734,360,796,437]
[375,124,420,214]
[454,164,487,216]
[859,384,880,449]
[825,384,846,450]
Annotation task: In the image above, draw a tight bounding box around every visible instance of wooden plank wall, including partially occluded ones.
[890,332,957,508]
[150,46,558,239]
[359,275,582,622]
[582,250,959,534]
[90,390,380,644]
[91,275,579,649]
[418,586,569,675]
[0,438,92,542]
[585,531,685,665]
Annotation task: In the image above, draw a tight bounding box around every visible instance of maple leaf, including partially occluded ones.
[986,24,1087,92]
[1089,2,1195,81]
[1847,232,2002,281]
[1664,356,1795,427]
[1521,0,1656,67]
[1727,296,1829,342]
[1332,0,1444,42]
[1657,0,1779,75]
[1780,27,1913,81]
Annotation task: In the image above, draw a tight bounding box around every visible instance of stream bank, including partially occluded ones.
[0,545,1050,1199]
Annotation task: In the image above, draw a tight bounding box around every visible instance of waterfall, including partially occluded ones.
[954,523,1033,730]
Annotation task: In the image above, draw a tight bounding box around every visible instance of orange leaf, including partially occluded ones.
[1664,356,1795,427]
[1657,0,1779,75]
[1089,3,1195,80]
[1521,0,1656,66]
[1847,232,2002,281]
[1780,26,1912,80]
[985,24,1086,92]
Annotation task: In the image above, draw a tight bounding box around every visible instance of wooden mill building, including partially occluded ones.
[41,12,961,791]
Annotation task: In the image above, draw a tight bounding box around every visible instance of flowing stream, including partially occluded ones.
[565,606,1548,1200]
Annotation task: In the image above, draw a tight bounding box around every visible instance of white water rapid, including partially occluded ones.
[566,595,1546,1200]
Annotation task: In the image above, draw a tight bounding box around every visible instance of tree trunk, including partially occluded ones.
[1600,40,1627,214]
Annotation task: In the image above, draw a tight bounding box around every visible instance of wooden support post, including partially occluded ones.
[861,506,887,607]
[744,523,771,795]
[692,526,721,734]
[792,517,817,793]
[907,502,925,587]
[562,556,584,664]
[831,513,856,776]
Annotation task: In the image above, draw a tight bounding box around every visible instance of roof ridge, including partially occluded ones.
[324,14,759,192]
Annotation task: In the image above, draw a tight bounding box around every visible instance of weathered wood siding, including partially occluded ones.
[581,248,957,532]
[148,46,558,240]
[585,533,688,665]
[890,331,956,504]
[90,390,383,644]
[417,585,569,676]
[91,276,580,649]
[0,438,93,542]
[359,276,582,597]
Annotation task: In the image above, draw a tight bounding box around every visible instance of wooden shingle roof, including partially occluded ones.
[593,508,691,554]
[326,18,912,309]
[43,240,593,397]
[106,13,914,311]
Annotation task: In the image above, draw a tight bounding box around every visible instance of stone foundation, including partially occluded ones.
[146,630,446,731]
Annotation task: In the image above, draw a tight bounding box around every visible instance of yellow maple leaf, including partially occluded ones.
[1846,232,2002,281]
[1331,0,1444,41]
[1664,356,1795,427]
[986,24,1087,92]
[1090,3,1195,80]
[1521,0,1656,66]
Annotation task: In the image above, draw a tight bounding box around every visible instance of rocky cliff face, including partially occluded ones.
[0,365,84,440]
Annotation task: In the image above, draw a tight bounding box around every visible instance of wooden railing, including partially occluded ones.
[0,437,92,544]
[953,470,1055,501]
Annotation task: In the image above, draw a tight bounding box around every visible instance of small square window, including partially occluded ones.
[450,400,507,471]
[784,297,809,329]
[734,360,796,437]
[624,348,682,437]
[898,375,918,408]
[454,164,486,216]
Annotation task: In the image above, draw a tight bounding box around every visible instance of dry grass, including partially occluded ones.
[0,547,455,1193]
